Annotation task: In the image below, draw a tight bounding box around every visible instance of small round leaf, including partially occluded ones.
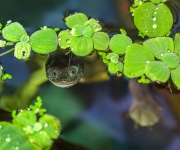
[134,2,173,37]
[65,13,88,28]
[14,42,31,60]
[58,30,73,49]
[83,26,93,37]
[30,28,58,54]
[84,18,102,32]
[2,22,27,42]
[109,34,132,54]
[71,24,84,36]
[108,62,123,74]
[145,61,170,83]
[143,37,174,59]
[174,33,180,56]
[92,32,109,50]
[162,53,179,69]
[123,43,154,78]
[70,36,93,56]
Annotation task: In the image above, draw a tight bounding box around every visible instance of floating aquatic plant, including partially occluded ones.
[0,97,61,150]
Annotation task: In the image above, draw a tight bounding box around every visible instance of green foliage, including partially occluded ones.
[30,27,58,54]
[0,97,61,150]
[0,0,179,91]
[132,1,173,37]
[59,13,109,56]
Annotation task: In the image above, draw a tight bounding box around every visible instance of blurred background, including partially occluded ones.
[0,0,180,150]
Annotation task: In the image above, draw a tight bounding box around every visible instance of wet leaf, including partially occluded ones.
[92,32,109,50]
[2,22,27,42]
[65,13,88,28]
[109,34,132,54]
[0,122,38,150]
[58,30,73,49]
[123,43,154,78]
[134,2,173,37]
[70,36,93,56]
[145,61,170,82]
[39,114,61,139]
[143,37,174,59]
[161,53,179,69]
[30,28,58,54]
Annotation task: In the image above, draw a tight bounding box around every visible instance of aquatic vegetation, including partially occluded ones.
[0,97,61,150]
[0,2,180,148]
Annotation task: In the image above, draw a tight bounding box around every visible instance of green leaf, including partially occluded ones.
[65,13,88,28]
[0,122,38,150]
[109,34,132,54]
[150,0,163,4]
[171,65,180,89]
[71,24,84,36]
[174,33,180,56]
[1,73,12,81]
[134,2,173,37]
[83,26,93,37]
[92,32,109,50]
[143,37,174,59]
[138,75,151,84]
[162,53,179,69]
[108,61,123,74]
[123,43,155,78]
[120,29,127,35]
[14,41,31,60]
[106,53,119,64]
[84,18,102,32]
[0,40,6,47]
[12,110,37,127]
[29,131,52,149]
[145,61,170,83]
[39,114,61,139]
[2,22,27,42]
[58,30,73,49]
[30,28,58,54]
[70,36,93,56]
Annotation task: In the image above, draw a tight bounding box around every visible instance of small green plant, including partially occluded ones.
[0,96,61,150]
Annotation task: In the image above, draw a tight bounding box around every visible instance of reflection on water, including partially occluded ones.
[1,0,180,149]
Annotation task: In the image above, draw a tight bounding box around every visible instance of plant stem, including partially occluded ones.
[0,48,15,56]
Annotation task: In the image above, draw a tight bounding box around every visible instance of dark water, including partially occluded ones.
[0,0,180,150]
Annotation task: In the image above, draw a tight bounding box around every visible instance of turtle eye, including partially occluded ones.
[48,68,59,79]
[68,66,79,77]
